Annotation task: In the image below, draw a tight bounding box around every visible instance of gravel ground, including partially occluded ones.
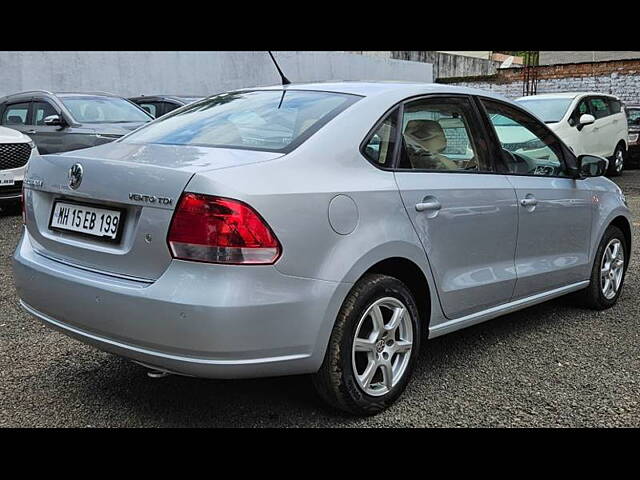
[0,172,639,428]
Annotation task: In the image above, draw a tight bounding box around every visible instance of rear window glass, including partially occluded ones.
[120,90,361,153]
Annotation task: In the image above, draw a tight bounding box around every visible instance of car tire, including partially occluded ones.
[579,225,628,310]
[607,143,626,176]
[312,273,421,415]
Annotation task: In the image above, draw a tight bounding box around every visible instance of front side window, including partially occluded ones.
[34,101,58,126]
[482,99,567,177]
[589,97,611,119]
[121,90,360,153]
[362,108,399,167]
[398,96,489,172]
[2,102,30,125]
[568,98,590,126]
[60,96,152,123]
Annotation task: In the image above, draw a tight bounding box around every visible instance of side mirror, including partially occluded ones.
[577,154,608,177]
[577,114,595,131]
[44,114,64,127]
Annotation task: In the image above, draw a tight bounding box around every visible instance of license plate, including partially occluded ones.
[49,201,123,241]
[0,173,15,186]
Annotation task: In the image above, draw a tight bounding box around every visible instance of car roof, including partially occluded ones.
[244,81,511,101]
[516,92,620,101]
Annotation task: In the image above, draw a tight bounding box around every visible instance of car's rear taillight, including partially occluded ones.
[167,193,281,265]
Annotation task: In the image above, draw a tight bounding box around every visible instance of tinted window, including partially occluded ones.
[362,108,399,167]
[60,96,152,123]
[33,101,58,126]
[590,98,611,119]
[398,96,489,172]
[516,98,573,123]
[483,99,567,177]
[2,102,30,125]
[627,108,640,126]
[608,98,622,114]
[163,102,181,115]
[121,90,360,153]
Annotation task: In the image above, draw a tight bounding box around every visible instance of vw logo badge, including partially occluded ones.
[68,163,83,190]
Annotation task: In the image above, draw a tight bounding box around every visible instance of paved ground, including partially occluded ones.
[1,172,639,427]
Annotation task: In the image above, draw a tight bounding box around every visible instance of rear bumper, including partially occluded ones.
[13,230,350,378]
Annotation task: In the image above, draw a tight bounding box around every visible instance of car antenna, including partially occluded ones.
[268,51,291,86]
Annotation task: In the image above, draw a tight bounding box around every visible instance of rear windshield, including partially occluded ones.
[61,96,153,123]
[120,90,361,152]
[516,98,573,123]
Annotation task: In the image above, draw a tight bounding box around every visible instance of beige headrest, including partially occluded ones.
[404,120,447,154]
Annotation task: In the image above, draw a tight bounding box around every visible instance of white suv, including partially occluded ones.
[0,126,37,208]
[516,92,628,176]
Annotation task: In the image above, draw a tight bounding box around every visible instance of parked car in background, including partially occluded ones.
[0,126,37,207]
[128,95,204,118]
[625,103,640,166]
[13,83,632,415]
[516,92,629,176]
[0,91,153,154]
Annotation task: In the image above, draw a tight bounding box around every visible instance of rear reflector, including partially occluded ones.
[167,193,281,264]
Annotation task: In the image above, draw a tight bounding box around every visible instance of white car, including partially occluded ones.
[0,126,37,207]
[516,92,629,176]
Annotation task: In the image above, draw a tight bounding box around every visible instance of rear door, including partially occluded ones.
[392,95,519,319]
[480,98,593,299]
[1,101,32,136]
[589,96,614,156]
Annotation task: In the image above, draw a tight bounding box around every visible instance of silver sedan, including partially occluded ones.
[13,82,632,415]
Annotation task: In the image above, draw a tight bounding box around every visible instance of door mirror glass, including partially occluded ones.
[579,113,595,126]
[43,114,63,126]
[578,154,608,177]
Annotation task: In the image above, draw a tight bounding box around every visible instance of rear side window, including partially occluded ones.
[362,108,399,167]
[121,90,361,153]
[398,96,490,172]
[590,98,611,119]
[2,102,30,125]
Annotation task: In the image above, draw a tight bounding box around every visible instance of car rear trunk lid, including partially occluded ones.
[24,142,283,281]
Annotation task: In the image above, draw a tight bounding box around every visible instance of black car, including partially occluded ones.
[0,90,154,154]
[626,104,640,167]
[128,95,204,118]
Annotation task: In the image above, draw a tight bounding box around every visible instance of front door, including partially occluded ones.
[481,98,593,299]
[393,95,519,319]
[30,100,69,154]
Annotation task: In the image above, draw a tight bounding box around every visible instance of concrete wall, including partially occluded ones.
[440,58,640,103]
[0,51,433,98]
[540,51,640,65]
[349,51,504,80]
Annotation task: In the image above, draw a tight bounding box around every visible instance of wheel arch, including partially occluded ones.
[358,257,432,330]
[610,215,632,266]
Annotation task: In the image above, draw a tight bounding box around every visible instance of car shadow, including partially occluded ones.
[32,293,599,427]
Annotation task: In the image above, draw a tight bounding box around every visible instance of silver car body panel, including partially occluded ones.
[13,82,632,378]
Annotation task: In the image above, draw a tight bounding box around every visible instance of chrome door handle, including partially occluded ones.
[26,129,36,134]
[520,198,538,207]
[415,200,441,212]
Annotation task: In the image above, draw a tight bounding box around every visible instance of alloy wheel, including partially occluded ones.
[351,297,413,397]
[600,238,625,299]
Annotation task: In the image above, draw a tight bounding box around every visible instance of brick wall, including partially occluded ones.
[439,58,640,103]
